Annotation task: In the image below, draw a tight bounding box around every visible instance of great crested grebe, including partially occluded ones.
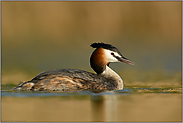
[13,43,135,92]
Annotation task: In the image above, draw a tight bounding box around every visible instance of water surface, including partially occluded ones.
[1,84,182,122]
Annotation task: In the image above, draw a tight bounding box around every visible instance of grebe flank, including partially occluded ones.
[13,43,135,92]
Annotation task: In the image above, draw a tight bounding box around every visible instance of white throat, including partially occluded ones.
[101,66,123,90]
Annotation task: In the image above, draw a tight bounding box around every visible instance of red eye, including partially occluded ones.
[111,52,114,55]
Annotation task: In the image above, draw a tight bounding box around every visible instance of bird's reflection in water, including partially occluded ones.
[91,95,106,122]
[91,93,118,122]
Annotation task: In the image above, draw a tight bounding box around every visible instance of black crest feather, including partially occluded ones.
[90,42,122,56]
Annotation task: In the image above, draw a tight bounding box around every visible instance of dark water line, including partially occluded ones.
[1,87,181,97]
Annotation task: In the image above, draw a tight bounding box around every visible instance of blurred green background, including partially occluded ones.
[2,1,181,85]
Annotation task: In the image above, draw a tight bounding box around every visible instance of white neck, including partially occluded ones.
[101,66,123,90]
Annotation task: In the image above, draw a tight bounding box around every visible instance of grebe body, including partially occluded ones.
[13,43,135,92]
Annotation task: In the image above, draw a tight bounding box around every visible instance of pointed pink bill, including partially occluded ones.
[116,56,136,65]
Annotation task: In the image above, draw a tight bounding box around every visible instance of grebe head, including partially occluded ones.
[90,42,135,74]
